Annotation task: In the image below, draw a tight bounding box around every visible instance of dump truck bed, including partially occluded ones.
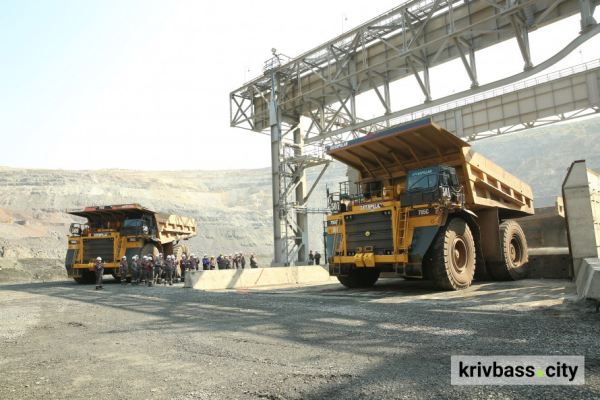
[66,204,197,243]
[326,118,533,217]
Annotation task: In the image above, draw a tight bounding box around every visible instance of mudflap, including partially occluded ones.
[408,226,441,279]
[458,211,488,280]
[65,250,75,274]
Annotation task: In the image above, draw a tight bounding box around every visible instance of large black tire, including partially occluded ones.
[140,242,160,260]
[173,244,190,260]
[337,267,380,288]
[488,221,528,281]
[424,218,476,290]
[74,271,96,284]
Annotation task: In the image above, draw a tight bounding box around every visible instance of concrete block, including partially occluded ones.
[184,266,331,290]
[562,160,600,279]
[575,258,600,300]
[297,265,329,283]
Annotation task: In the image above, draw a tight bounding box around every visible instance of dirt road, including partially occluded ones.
[1,278,599,399]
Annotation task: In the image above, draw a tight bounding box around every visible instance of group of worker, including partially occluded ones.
[308,250,322,265]
[93,251,260,290]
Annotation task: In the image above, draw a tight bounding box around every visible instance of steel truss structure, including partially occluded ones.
[230,0,599,265]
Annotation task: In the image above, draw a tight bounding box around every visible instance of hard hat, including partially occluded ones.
[182,254,186,258]
[220,253,223,256]
[204,254,207,257]
[229,254,232,257]
[96,257,102,261]
[122,256,127,259]
[148,255,153,259]
[211,255,214,258]
[159,253,163,256]
[143,256,147,260]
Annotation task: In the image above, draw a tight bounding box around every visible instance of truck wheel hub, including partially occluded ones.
[452,236,468,273]
[509,236,522,267]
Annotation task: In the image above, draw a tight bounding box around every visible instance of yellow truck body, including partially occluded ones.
[325,118,534,290]
[64,204,196,283]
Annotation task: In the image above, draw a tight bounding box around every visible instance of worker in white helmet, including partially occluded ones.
[94,257,104,290]
[239,252,246,269]
[119,255,128,286]
[140,256,148,284]
[180,254,188,282]
[131,255,141,286]
[154,254,164,285]
[146,255,155,287]
[164,255,174,286]
[202,254,210,270]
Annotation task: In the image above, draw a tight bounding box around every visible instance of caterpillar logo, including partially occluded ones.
[360,203,383,211]
[328,141,348,151]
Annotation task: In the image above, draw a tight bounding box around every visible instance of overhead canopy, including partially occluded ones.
[66,204,154,223]
[326,118,469,179]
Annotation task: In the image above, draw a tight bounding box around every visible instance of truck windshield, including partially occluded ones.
[406,167,439,192]
[123,219,143,227]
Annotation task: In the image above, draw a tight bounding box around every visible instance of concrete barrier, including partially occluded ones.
[575,258,600,300]
[562,160,600,300]
[184,265,330,290]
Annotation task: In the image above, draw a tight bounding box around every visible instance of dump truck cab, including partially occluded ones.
[65,204,196,284]
[401,165,463,207]
[325,118,534,290]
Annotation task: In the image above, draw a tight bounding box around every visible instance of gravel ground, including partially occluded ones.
[0,277,599,399]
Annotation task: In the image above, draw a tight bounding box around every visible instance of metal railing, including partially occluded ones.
[240,0,455,89]
[387,58,600,127]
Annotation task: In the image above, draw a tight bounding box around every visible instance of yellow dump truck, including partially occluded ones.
[325,118,534,290]
[64,204,196,283]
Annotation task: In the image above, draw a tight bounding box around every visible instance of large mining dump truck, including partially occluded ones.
[325,118,534,290]
[64,204,196,283]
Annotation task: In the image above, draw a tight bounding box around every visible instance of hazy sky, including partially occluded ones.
[1,0,599,171]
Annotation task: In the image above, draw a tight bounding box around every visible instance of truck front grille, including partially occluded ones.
[345,211,393,254]
[82,238,115,263]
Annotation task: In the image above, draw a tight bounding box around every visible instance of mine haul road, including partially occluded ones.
[0,278,599,399]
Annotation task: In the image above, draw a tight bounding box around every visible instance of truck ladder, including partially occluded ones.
[71,249,80,275]
[331,229,343,275]
[396,208,409,262]
[114,237,124,267]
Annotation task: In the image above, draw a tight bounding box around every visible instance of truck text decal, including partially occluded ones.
[328,141,348,151]
[410,169,434,176]
[360,203,383,211]
[409,208,436,217]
